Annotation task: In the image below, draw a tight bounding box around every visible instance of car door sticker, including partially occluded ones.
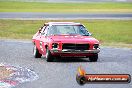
[40,41,43,51]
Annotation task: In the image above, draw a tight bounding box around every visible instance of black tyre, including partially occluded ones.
[46,47,53,62]
[89,54,98,62]
[33,45,42,58]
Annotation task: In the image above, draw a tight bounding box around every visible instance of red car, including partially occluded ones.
[32,22,100,62]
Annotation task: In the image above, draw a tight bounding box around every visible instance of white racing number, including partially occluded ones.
[40,41,43,51]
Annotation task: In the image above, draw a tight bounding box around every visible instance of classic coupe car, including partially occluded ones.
[32,22,100,62]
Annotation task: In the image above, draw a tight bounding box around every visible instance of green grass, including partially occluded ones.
[85,20,132,44]
[0,20,132,45]
[0,1,132,13]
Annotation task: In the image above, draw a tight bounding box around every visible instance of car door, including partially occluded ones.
[34,26,45,54]
[39,26,49,55]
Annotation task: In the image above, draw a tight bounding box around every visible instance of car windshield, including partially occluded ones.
[47,25,90,36]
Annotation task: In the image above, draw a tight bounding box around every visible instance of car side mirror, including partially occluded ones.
[41,32,45,35]
[89,33,92,36]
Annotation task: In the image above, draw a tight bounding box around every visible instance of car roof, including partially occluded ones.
[44,22,82,26]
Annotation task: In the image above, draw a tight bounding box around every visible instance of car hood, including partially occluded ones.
[48,35,99,44]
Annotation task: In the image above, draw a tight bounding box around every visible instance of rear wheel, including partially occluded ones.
[33,45,42,58]
[89,54,98,62]
[46,47,53,62]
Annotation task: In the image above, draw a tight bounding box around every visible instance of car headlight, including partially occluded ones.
[94,44,99,49]
[52,43,58,49]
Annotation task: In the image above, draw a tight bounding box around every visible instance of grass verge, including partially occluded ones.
[0,1,132,13]
[0,19,132,47]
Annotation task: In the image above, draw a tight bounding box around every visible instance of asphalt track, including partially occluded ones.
[0,39,132,88]
[0,12,132,20]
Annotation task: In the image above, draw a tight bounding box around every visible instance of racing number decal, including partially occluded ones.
[40,41,43,51]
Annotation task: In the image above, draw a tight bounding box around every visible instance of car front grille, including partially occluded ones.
[62,43,89,50]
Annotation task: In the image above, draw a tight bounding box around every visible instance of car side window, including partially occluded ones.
[41,26,49,36]
[41,26,46,33]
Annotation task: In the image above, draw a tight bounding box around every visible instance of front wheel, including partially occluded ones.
[89,54,98,62]
[46,47,53,62]
[33,45,42,58]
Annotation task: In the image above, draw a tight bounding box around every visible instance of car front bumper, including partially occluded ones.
[51,48,100,54]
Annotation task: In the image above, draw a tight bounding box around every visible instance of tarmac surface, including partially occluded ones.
[0,39,132,88]
[0,12,132,20]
